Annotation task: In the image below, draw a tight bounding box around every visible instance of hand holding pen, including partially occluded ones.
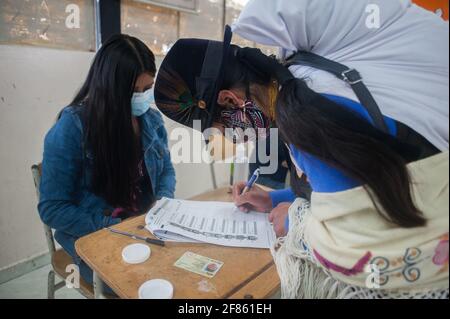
[241,168,261,195]
[232,168,273,213]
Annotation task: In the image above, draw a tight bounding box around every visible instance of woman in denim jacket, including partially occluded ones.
[38,34,176,286]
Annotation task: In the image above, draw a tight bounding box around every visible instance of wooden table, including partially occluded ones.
[75,187,280,299]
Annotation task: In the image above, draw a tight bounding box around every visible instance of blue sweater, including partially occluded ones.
[39,106,176,261]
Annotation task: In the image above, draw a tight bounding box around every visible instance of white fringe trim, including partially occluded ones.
[271,198,449,299]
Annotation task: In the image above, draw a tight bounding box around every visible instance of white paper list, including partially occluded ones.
[145,198,276,249]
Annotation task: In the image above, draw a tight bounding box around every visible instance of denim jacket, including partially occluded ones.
[38,106,176,259]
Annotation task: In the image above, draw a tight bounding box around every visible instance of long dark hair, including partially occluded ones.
[220,47,426,228]
[72,34,156,208]
[276,79,426,228]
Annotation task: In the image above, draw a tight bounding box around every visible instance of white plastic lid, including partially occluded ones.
[121,243,151,264]
[138,279,174,299]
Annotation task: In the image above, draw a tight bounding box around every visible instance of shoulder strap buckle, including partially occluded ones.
[341,69,363,85]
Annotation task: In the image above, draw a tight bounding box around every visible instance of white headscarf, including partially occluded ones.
[233,0,449,151]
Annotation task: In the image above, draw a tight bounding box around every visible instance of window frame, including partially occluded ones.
[133,0,199,14]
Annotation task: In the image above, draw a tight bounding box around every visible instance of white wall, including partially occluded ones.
[0,44,230,270]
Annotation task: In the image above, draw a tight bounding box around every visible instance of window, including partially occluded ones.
[179,0,224,40]
[0,0,96,51]
[0,0,277,55]
[135,0,198,13]
[225,0,253,48]
[122,0,277,56]
[122,0,179,56]
[226,0,278,56]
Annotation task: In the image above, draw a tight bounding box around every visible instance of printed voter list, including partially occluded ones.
[145,198,276,249]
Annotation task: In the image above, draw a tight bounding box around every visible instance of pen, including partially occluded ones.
[107,227,165,247]
[241,168,261,195]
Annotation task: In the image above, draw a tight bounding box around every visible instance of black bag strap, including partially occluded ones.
[285,51,389,133]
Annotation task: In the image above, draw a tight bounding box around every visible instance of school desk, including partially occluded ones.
[75,187,281,299]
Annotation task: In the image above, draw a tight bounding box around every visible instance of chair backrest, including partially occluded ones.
[31,164,56,256]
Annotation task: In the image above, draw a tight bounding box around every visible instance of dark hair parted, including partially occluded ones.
[72,34,156,208]
[276,79,426,228]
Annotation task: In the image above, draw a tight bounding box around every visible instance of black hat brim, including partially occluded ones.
[154,26,234,133]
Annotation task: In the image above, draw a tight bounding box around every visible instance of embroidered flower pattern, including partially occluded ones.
[312,235,449,286]
[433,233,449,274]
[371,248,425,286]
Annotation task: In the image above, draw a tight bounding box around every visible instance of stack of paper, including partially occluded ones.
[145,198,276,249]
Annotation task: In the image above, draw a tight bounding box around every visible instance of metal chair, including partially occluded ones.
[31,164,94,299]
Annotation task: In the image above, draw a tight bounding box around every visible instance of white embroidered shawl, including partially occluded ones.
[272,152,449,298]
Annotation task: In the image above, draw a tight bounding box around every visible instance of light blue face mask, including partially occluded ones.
[131,89,155,117]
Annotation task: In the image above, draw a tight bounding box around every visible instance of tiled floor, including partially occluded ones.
[0,265,86,299]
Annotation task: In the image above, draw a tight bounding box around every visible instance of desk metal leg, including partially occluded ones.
[47,269,55,299]
[93,271,106,299]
